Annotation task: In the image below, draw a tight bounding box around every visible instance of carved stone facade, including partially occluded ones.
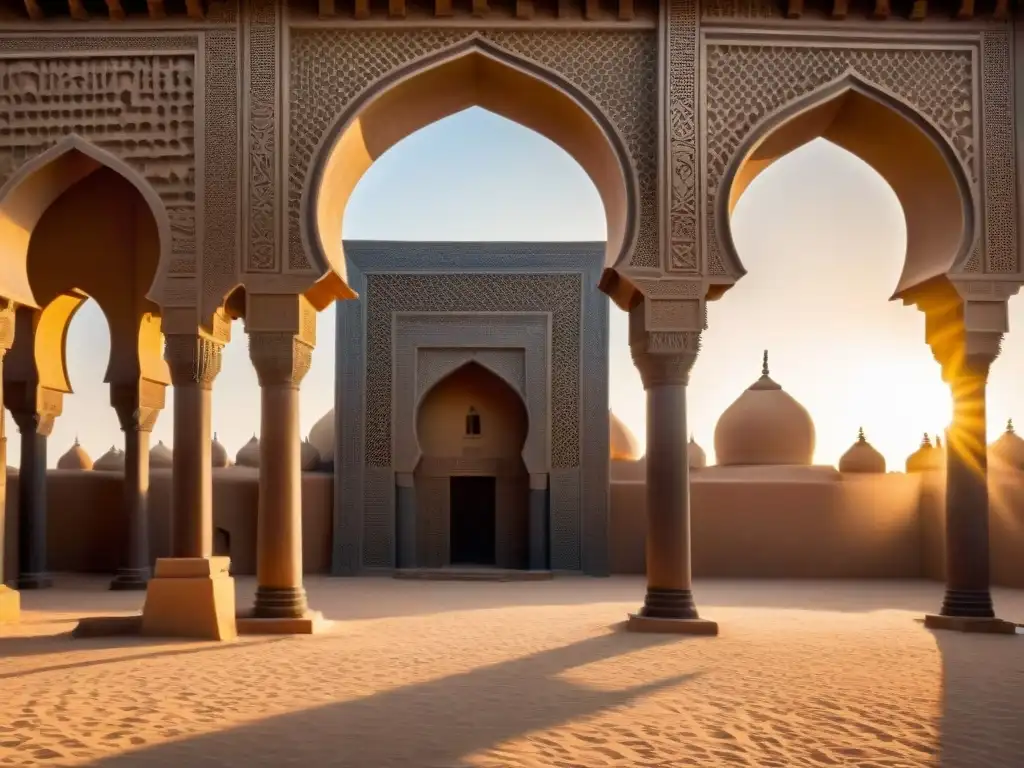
[335,242,609,575]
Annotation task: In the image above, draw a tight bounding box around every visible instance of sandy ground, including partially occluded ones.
[1,576,1022,768]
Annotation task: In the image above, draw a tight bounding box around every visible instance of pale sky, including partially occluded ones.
[11,107,1024,471]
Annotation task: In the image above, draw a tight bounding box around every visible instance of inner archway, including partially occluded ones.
[415,361,529,569]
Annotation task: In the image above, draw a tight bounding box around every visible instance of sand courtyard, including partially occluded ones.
[1,577,1022,768]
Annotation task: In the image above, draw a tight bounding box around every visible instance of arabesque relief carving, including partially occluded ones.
[247,0,279,273]
[667,0,699,273]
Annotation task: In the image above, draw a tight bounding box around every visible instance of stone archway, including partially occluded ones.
[412,361,531,570]
[299,36,640,298]
[714,75,975,299]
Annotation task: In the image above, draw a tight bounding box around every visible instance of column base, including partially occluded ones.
[627,613,719,635]
[638,587,700,620]
[939,588,996,619]
[16,572,53,590]
[252,585,309,619]
[924,614,1019,635]
[0,585,20,624]
[140,557,237,641]
[236,610,332,636]
[109,568,151,591]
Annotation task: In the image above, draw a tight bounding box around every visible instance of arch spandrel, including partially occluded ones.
[710,73,976,300]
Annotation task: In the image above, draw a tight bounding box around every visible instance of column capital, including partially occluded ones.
[248,332,314,389]
[7,383,62,437]
[164,333,224,390]
[0,298,15,357]
[12,408,56,438]
[110,380,166,433]
[628,299,702,388]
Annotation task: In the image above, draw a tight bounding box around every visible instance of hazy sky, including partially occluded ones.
[10,107,1024,471]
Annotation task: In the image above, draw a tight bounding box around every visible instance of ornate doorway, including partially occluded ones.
[449,476,498,566]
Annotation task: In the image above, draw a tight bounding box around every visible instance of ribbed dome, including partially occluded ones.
[300,437,321,471]
[688,436,706,470]
[308,408,335,465]
[714,352,815,467]
[839,427,886,474]
[94,446,125,472]
[609,410,641,461]
[211,433,230,468]
[906,433,941,473]
[236,435,260,468]
[990,419,1024,470]
[56,438,93,470]
[149,440,173,469]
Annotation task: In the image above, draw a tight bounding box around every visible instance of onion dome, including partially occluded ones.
[990,419,1024,470]
[839,427,886,474]
[609,410,642,461]
[149,440,173,469]
[906,433,941,473]
[688,435,707,470]
[300,437,321,471]
[94,445,125,472]
[714,351,815,466]
[308,408,335,465]
[56,437,93,470]
[235,435,261,468]
[211,433,230,468]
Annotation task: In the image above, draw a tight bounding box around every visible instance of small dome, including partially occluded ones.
[906,433,942,473]
[57,437,93,470]
[308,409,335,465]
[236,435,260,468]
[212,433,230,468]
[688,436,706,470]
[714,352,815,466]
[300,437,321,471]
[990,419,1024,470]
[94,445,125,472]
[609,410,641,461]
[839,427,886,474]
[149,440,173,469]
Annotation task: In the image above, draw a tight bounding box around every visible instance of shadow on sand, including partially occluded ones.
[83,628,702,768]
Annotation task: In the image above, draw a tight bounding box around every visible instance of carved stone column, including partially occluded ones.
[916,282,1018,633]
[0,301,18,622]
[625,296,716,635]
[109,382,164,591]
[11,408,55,590]
[246,327,317,625]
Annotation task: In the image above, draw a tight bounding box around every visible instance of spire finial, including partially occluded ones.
[921,432,931,447]
[74,434,79,446]
[214,432,218,440]
[1008,418,1015,434]
[857,426,866,443]
[761,349,769,377]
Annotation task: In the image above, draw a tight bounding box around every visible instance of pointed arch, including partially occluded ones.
[301,36,639,295]
[715,73,976,299]
[0,134,174,309]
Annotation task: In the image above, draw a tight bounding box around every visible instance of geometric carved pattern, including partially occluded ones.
[667,0,699,273]
[287,28,658,271]
[549,467,581,571]
[981,31,1017,274]
[365,273,581,469]
[704,42,976,277]
[0,41,198,274]
[246,0,279,272]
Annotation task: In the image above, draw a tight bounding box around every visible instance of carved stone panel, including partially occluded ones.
[288,28,659,272]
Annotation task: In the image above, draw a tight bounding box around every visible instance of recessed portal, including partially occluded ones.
[449,476,497,566]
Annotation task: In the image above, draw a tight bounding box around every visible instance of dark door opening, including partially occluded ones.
[449,476,497,566]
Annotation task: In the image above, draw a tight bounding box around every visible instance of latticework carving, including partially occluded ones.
[365,272,581,469]
[667,0,699,273]
[704,43,975,276]
[287,28,658,271]
[0,41,198,274]
[701,0,781,16]
[247,0,279,272]
[981,31,1017,273]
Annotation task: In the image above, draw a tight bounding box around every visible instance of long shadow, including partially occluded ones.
[0,635,292,679]
[86,629,701,768]
[933,629,1024,767]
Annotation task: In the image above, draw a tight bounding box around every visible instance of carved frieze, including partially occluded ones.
[666,0,700,273]
[246,0,280,273]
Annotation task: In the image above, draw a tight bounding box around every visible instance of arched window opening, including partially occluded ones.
[465,406,481,437]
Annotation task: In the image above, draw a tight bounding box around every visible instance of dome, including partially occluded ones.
[308,408,335,465]
[236,435,261,468]
[688,436,706,470]
[990,419,1024,470]
[609,410,641,461]
[149,440,173,469]
[211,433,230,468]
[56,437,92,470]
[839,427,886,474]
[300,437,321,471]
[714,352,815,466]
[906,433,941,473]
[94,446,125,472]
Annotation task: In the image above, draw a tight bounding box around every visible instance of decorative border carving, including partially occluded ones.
[246,0,279,272]
[666,0,700,273]
[981,30,1017,274]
